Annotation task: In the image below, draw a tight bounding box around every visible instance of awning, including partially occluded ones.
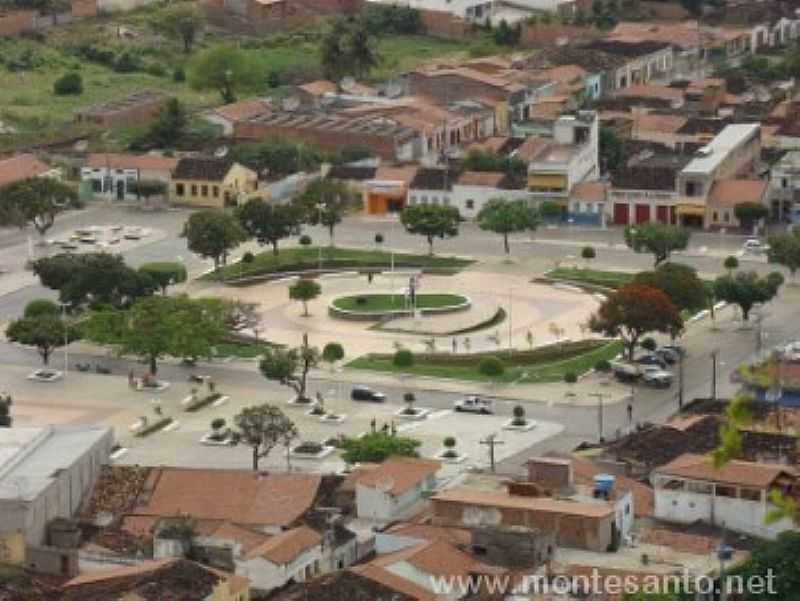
[676,204,706,217]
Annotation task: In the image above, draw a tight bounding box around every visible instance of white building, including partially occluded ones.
[0,425,113,546]
[652,453,797,540]
[237,525,323,592]
[769,150,800,222]
[355,457,441,522]
[80,153,177,201]
[367,0,493,23]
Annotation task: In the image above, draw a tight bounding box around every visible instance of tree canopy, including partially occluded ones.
[188,45,259,103]
[633,262,707,313]
[289,278,321,316]
[599,127,625,174]
[136,99,188,149]
[713,271,781,321]
[728,532,800,601]
[152,4,206,53]
[400,203,460,255]
[6,306,79,366]
[462,148,527,179]
[236,198,301,255]
[768,229,800,277]
[0,177,77,237]
[233,404,298,471]
[259,337,320,401]
[182,209,248,269]
[477,198,541,255]
[734,202,769,231]
[624,224,690,266]
[320,18,380,80]
[341,432,421,463]
[589,283,684,359]
[293,178,356,246]
[138,262,187,295]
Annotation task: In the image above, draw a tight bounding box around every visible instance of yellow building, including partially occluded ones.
[171,158,259,208]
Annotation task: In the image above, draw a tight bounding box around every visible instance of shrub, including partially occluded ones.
[478,356,504,377]
[443,436,456,448]
[356,296,367,305]
[374,233,384,244]
[147,63,166,77]
[595,359,611,372]
[53,72,82,95]
[640,337,657,352]
[113,52,139,73]
[323,342,345,363]
[24,299,60,318]
[393,349,414,368]
[299,234,312,246]
[564,371,578,384]
[211,418,226,430]
[241,251,255,264]
[512,404,526,426]
[294,441,324,454]
[173,67,186,82]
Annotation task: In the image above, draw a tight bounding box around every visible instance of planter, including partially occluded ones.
[200,431,235,446]
[135,417,175,438]
[436,450,468,464]
[319,413,347,424]
[290,443,336,460]
[185,394,229,413]
[110,447,128,461]
[288,396,314,407]
[394,407,432,421]
[503,419,538,432]
[306,407,328,418]
[136,380,170,393]
[27,369,63,382]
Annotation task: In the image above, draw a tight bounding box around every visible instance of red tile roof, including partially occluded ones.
[84,153,178,172]
[246,525,322,564]
[570,455,654,517]
[298,80,337,97]
[385,523,472,546]
[357,457,440,496]
[213,98,272,122]
[654,453,794,488]
[455,171,506,187]
[708,179,768,208]
[0,154,54,187]
[570,181,608,202]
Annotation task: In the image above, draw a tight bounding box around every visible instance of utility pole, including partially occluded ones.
[480,433,505,473]
[589,393,605,442]
[678,351,684,409]
[711,349,718,401]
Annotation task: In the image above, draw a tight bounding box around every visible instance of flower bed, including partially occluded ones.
[134,417,175,438]
[290,441,336,460]
[436,450,468,464]
[185,393,229,413]
[27,369,63,382]
[318,413,347,423]
[394,407,432,421]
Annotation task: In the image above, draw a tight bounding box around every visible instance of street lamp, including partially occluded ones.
[60,303,69,378]
[316,202,325,271]
[710,349,719,401]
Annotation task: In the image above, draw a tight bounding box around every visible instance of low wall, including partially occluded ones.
[328,296,471,321]
[222,266,462,286]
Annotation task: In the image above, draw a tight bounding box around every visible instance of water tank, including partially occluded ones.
[593,474,615,496]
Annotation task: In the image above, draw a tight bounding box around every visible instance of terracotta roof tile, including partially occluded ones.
[654,453,794,488]
[195,520,270,555]
[615,84,685,102]
[633,113,688,134]
[0,154,54,187]
[84,153,178,172]
[570,455,654,517]
[455,171,506,187]
[571,181,608,202]
[639,527,719,554]
[351,564,440,600]
[515,136,551,162]
[63,559,176,587]
[134,468,321,528]
[298,80,337,97]
[214,97,272,122]
[386,523,471,546]
[373,165,418,184]
[246,525,321,564]
[708,179,768,208]
[357,457,440,496]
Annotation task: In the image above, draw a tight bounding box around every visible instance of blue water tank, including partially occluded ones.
[593,474,615,495]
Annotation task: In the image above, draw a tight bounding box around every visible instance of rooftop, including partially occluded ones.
[244,110,419,142]
[246,525,322,564]
[357,457,440,496]
[270,569,418,601]
[654,453,795,488]
[173,158,235,181]
[582,39,672,58]
[455,170,507,188]
[78,90,168,116]
[432,487,614,518]
[708,179,768,208]
[0,153,56,187]
[213,97,272,122]
[681,123,760,175]
[84,153,178,172]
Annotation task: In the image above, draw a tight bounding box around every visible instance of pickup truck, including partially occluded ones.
[610,361,673,387]
[453,396,494,414]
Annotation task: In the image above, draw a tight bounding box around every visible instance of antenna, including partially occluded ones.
[282,96,300,111]
[339,76,356,93]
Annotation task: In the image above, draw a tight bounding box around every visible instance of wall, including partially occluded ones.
[0,10,35,37]
[238,545,322,593]
[447,184,534,219]
[418,8,474,40]
[71,0,98,18]
[172,179,227,208]
[0,530,26,565]
[519,23,602,47]
[26,545,78,577]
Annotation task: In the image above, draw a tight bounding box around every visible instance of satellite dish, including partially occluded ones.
[282,96,300,111]
[385,81,403,99]
[339,76,356,93]
[214,146,229,158]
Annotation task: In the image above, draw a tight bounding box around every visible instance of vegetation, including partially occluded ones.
[462,148,526,179]
[138,262,187,295]
[599,127,624,173]
[341,432,421,463]
[293,178,358,246]
[393,348,414,368]
[53,72,82,95]
[713,271,782,321]
[182,210,248,270]
[349,339,623,383]
[0,394,11,428]
[545,267,635,290]
[332,293,466,313]
[728,532,800,599]
[188,44,260,103]
[322,342,344,364]
[289,278,322,316]
[233,404,297,471]
[624,224,690,266]
[589,284,684,360]
[768,229,800,278]
[258,336,320,402]
[724,255,739,274]
[478,356,505,378]
[477,198,541,255]
[734,202,769,231]
[633,263,708,313]
[134,98,188,149]
[0,177,78,238]
[6,300,79,365]
[321,18,379,80]
[152,3,206,54]
[237,198,301,255]
[581,245,596,267]
[511,404,526,426]
[401,204,460,255]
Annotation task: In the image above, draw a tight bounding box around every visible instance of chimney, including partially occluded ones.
[526,457,573,491]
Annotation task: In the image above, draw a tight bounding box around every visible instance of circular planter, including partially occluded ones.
[503,419,538,432]
[328,293,471,321]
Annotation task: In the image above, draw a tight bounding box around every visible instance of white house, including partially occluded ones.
[652,453,797,540]
[81,153,177,202]
[355,457,441,522]
[237,525,323,593]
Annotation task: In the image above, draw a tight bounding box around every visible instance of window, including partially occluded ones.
[443,196,450,205]
[716,485,737,498]
[724,211,730,222]
[432,196,439,204]
[466,199,475,210]
[213,186,219,198]
[783,178,789,188]
[740,488,762,501]
[421,195,428,203]
[191,184,198,196]
[713,211,719,221]
[201,185,209,197]
[176,183,185,197]
[91,180,102,193]
[625,504,630,515]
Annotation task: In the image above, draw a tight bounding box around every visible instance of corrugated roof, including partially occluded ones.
[654,453,794,488]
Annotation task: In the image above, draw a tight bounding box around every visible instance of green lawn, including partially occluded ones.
[545,267,636,290]
[333,293,467,313]
[347,340,624,384]
[206,247,472,281]
[212,340,278,359]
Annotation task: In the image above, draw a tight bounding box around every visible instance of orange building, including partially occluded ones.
[363,166,418,215]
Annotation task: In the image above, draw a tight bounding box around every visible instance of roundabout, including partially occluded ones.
[329,293,470,320]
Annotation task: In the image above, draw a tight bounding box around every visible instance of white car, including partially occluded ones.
[641,366,673,388]
[742,239,768,254]
[454,396,494,414]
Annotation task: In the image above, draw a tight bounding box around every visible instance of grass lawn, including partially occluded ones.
[545,267,635,290]
[333,293,467,313]
[212,340,277,359]
[347,340,624,384]
[206,246,473,281]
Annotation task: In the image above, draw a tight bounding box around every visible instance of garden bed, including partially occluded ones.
[436,450,468,464]
[184,393,229,412]
[394,407,432,421]
[135,380,170,393]
[27,369,63,382]
[503,419,538,432]
[318,413,347,424]
[134,417,175,438]
[290,442,336,460]
[200,431,235,446]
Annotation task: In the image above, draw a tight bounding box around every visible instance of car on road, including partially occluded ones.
[661,344,686,358]
[742,238,768,254]
[654,348,679,365]
[640,366,673,388]
[454,396,494,414]
[635,354,668,369]
[351,385,386,402]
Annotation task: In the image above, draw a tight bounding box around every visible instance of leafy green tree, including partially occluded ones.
[633,262,707,313]
[493,19,521,46]
[713,271,780,322]
[599,127,625,174]
[734,202,769,231]
[728,532,800,599]
[233,404,298,471]
[230,138,326,178]
[624,223,690,266]
[589,284,684,359]
[322,342,344,365]
[512,404,526,425]
[293,179,355,246]
[400,203,460,255]
[289,278,321,316]
[6,310,78,366]
[188,44,258,103]
[462,148,527,179]
[259,337,320,402]
[138,262,187,295]
[33,252,157,309]
[581,245,596,267]
[479,356,505,378]
[724,255,739,274]
[139,99,188,148]
[0,177,77,239]
[477,198,541,255]
[182,209,248,270]
[236,198,301,255]
[153,3,206,53]
[680,0,703,17]
[53,72,82,95]
[83,295,226,374]
[132,179,167,203]
[341,432,421,463]
[320,19,379,80]
[23,299,59,318]
[393,348,414,368]
[768,229,800,278]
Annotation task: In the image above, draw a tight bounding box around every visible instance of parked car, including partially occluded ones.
[610,360,641,383]
[742,238,768,254]
[454,396,494,414]
[640,366,673,388]
[654,348,679,365]
[635,354,668,369]
[661,344,686,358]
[351,385,386,402]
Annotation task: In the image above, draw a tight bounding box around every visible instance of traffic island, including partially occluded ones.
[329,293,470,321]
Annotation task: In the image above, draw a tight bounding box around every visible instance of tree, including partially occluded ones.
[183,210,248,270]
[236,198,301,255]
[442,435,457,458]
[320,19,379,80]
[539,200,562,223]
[53,72,82,95]
[23,299,59,318]
[479,356,505,378]
[713,271,780,322]
[233,404,298,471]
[138,262,187,295]
[33,252,158,309]
[83,295,226,374]
[768,229,800,279]
[154,4,205,53]
[293,179,355,246]
[0,177,77,239]
[289,278,321,316]
[599,127,624,174]
[493,19,521,46]
[259,336,320,402]
[512,404,526,426]
[640,337,657,351]
[341,432,421,463]
[588,284,684,360]
[477,198,541,256]
[6,311,78,366]
[393,348,414,368]
[680,0,703,17]
[624,224,690,266]
[633,262,707,313]
[400,204,460,255]
[188,45,258,103]
[734,202,769,232]
[322,342,344,366]
[140,99,188,149]
[581,245,596,267]
[724,255,739,274]
[728,532,800,598]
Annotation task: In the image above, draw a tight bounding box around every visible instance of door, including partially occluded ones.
[635,204,650,224]
[115,180,124,201]
[656,205,669,224]
[613,203,629,225]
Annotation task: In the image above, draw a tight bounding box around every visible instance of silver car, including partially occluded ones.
[454,396,494,414]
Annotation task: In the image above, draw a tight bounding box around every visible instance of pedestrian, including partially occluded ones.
[370,418,377,433]
[381,422,389,434]
[452,338,457,353]
[128,370,135,389]
[208,379,216,394]
[627,403,633,425]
